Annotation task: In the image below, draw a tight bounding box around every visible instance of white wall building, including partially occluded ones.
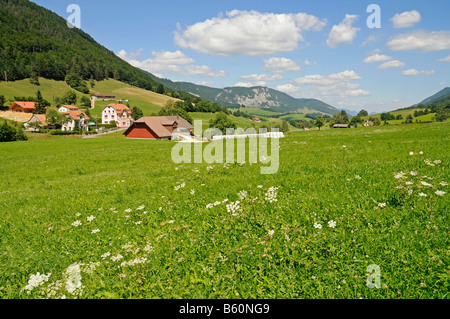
[102,104,132,128]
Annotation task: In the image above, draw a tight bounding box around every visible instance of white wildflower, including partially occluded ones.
[354,175,362,180]
[418,193,427,197]
[410,171,418,176]
[111,254,124,262]
[328,220,337,228]
[394,172,406,179]
[265,186,280,203]
[124,208,132,213]
[439,182,448,186]
[137,205,145,210]
[91,229,100,234]
[86,215,95,222]
[101,252,111,259]
[23,272,52,292]
[190,189,195,195]
[226,201,241,215]
[409,152,414,156]
[313,223,322,229]
[268,230,275,237]
[378,203,386,208]
[435,190,446,197]
[421,181,432,187]
[238,190,248,200]
[72,220,82,227]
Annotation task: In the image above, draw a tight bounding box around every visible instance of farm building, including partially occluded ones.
[252,117,261,123]
[24,114,53,131]
[62,111,90,132]
[124,116,193,140]
[91,93,116,101]
[58,105,79,113]
[101,104,132,129]
[10,101,36,113]
[363,121,374,127]
[333,124,350,129]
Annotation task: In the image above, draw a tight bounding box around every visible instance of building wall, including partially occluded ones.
[126,124,158,139]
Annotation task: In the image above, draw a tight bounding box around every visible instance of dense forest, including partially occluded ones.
[0,0,166,93]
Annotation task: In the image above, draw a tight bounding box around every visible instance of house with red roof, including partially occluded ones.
[62,110,90,131]
[23,114,53,131]
[10,101,36,113]
[102,104,132,128]
[124,116,193,140]
[58,105,80,113]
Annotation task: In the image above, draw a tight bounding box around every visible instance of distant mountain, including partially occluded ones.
[395,87,450,111]
[339,108,359,117]
[417,87,450,106]
[148,74,339,115]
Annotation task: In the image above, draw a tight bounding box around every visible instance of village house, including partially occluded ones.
[252,117,261,123]
[363,120,374,127]
[10,101,36,113]
[23,114,53,131]
[62,110,90,132]
[102,104,132,128]
[124,116,193,140]
[58,105,79,113]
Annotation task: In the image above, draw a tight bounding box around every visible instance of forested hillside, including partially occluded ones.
[0,0,162,92]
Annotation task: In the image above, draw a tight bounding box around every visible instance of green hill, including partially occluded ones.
[0,0,168,93]
[0,77,181,117]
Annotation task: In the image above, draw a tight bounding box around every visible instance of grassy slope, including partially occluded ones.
[0,122,448,299]
[0,78,181,118]
[361,109,436,124]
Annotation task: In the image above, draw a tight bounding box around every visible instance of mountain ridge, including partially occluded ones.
[147,73,340,115]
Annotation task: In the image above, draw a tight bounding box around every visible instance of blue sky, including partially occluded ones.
[32,0,450,112]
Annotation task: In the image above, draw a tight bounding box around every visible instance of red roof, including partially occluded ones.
[106,104,132,115]
[11,101,36,110]
[65,110,90,121]
[124,116,193,138]
[60,105,79,110]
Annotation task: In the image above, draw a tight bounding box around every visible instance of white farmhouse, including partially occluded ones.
[58,105,79,113]
[62,111,90,131]
[101,104,132,129]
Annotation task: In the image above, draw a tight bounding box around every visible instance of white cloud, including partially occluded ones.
[240,74,283,82]
[290,70,369,102]
[174,10,327,56]
[276,84,300,94]
[387,30,450,52]
[363,54,394,63]
[117,49,226,78]
[326,14,360,48]
[361,34,381,47]
[377,60,406,69]
[439,55,450,62]
[263,57,302,73]
[233,82,258,88]
[391,10,421,28]
[402,69,435,76]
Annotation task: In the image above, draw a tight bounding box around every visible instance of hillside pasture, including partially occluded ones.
[0,122,448,299]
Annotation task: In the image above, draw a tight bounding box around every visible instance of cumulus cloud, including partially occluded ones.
[387,30,450,52]
[377,60,406,69]
[391,10,421,28]
[439,54,450,62]
[174,10,327,56]
[289,70,369,102]
[276,84,300,94]
[363,53,394,63]
[117,49,227,78]
[240,74,283,82]
[326,14,360,48]
[402,69,435,76]
[263,57,302,73]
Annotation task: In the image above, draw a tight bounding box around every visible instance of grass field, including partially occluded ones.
[0,122,448,299]
[0,78,179,118]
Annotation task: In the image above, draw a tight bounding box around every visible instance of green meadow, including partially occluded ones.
[0,122,448,299]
